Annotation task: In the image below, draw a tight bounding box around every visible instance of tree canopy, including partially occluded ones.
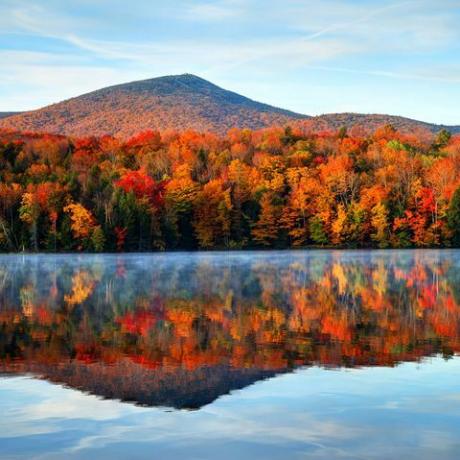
[0,124,459,252]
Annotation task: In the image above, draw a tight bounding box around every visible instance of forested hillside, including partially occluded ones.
[0,123,459,252]
[0,74,306,137]
[1,74,458,137]
[298,113,460,135]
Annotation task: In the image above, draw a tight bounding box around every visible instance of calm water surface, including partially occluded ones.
[1,250,460,459]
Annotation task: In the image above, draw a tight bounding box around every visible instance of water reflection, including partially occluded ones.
[1,250,459,409]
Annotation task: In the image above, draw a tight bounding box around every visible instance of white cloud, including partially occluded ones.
[183,0,244,21]
[0,37,363,110]
[3,358,460,460]
[0,51,146,110]
[303,65,460,85]
[0,0,459,122]
[275,0,459,52]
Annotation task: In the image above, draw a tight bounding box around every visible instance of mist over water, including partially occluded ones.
[1,250,460,459]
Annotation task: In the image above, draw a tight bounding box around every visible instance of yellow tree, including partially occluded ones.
[19,192,40,251]
[64,202,104,250]
[331,204,347,245]
[370,203,390,248]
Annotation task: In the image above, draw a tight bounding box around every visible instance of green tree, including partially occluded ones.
[433,129,451,150]
[91,226,106,252]
[448,187,460,246]
[309,216,328,245]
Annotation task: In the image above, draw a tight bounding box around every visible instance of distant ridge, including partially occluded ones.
[0,112,23,120]
[0,74,458,136]
[299,112,460,135]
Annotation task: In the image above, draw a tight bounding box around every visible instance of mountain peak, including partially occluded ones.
[0,75,306,137]
[0,75,458,137]
[121,73,213,86]
[98,73,224,96]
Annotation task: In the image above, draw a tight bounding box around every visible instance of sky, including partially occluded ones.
[0,0,459,125]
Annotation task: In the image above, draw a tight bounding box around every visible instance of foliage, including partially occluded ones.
[0,123,459,251]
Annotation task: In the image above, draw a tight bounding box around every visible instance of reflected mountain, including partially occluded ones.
[1,250,459,409]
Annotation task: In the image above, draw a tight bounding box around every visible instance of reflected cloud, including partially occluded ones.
[1,251,460,409]
[3,357,460,460]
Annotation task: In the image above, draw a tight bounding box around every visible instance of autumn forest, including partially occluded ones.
[0,123,460,252]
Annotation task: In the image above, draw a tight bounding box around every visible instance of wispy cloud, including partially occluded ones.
[0,0,459,123]
[4,359,460,460]
[305,65,460,85]
[299,0,419,41]
[284,0,459,51]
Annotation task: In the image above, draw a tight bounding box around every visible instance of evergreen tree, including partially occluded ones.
[448,188,460,246]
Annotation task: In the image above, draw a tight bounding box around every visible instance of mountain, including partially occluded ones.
[298,113,460,135]
[2,361,284,410]
[0,74,307,137]
[0,112,22,120]
[0,74,458,137]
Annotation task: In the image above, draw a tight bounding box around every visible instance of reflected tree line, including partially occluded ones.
[0,252,459,407]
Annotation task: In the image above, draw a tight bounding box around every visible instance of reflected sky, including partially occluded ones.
[1,250,460,459]
[2,357,460,460]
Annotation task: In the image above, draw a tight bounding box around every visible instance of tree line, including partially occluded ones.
[0,124,459,252]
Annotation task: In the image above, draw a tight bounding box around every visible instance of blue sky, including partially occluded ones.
[1,0,459,124]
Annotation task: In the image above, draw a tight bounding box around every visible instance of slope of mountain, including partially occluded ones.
[2,361,283,409]
[0,74,458,136]
[300,113,460,135]
[0,74,307,137]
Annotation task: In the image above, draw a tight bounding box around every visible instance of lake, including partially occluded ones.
[1,250,460,459]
